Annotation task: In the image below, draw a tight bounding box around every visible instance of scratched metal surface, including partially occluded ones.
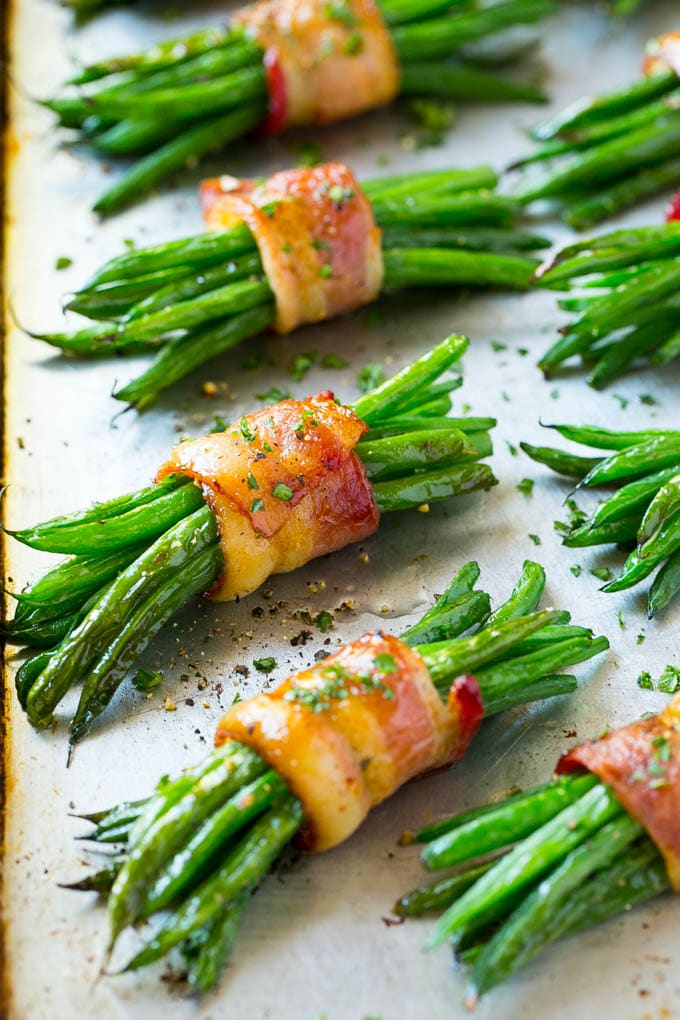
[3,1,680,1018]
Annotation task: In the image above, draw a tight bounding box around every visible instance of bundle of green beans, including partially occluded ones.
[533,223,680,385]
[521,423,680,615]
[4,335,501,749]
[46,0,555,214]
[31,167,549,408]
[64,558,607,993]
[396,757,668,1004]
[512,58,680,229]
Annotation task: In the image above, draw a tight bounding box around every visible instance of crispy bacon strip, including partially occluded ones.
[643,32,680,77]
[201,162,383,334]
[156,392,379,602]
[557,694,680,891]
[234,0,399,131]
[215,633,484,852]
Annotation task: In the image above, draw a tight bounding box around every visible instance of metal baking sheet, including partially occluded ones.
[2,1,680,1017]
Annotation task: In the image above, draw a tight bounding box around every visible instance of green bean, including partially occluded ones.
[528,70,677,142]
[85,229,256,288]
[395,861,495,918]
[579,437,680,488]
[108,744,268,936]
[517,112,680,203]
[563,514,641,547]
[519,442,599,480]
[402,778,565,846]
[114,304,275,409]
[93,104,266,217]
[591,467,679,528]
[638,474,680,547]
[372,462,497,514]
[475,636,609,706]
[401,60,547,104]
[59,860,124,895]
[420,609,561,689]
[185,894,248,993]
[403,591,490,645]
[357,429,478,482]
[467,812,642,1001]
[383,248,536,290]
[587,317,680,389]
[546,423,677,451]
[364,417,496,440]
[142,771,288,917]
[425,783,625,949]
[352,334,468,425]
[122,798,304,969]
[13,481,205,555]
[25,506,217,730]
[69,541,223,748]
[422,773,596,871]
[648,546,680,616]
[484,560,545,626]
[565,157,680,230]
[124,254,263,322]
[481,674,578,717]
[9,474,187,549]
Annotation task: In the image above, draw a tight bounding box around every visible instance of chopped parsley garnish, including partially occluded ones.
[210,415,229,433]
[591,567,613,582]
[318,264,333,278]
[250,498,264,513]
[491,341,507,353]
[324,0,357,27]
[290,351,318,381]
[528,533,541,546]
[406,98,455,148]
[253,656,277,673]
[516,478,534,498]
[637,670,653,690]
[247,472,259,490]
[311,238,331,251]
[314,610,334,633]
[328,184,355,204]
[295,409,319,438]
[357,362,385,393]
[659,665,680,694]
[131,669,164,693]
[506,441,518,456]
[321,354,349,369]
[284,655,397,712]
[639,393,657,406]
[290,139,325,168]
[570,564,582,577]
[240,416,256,442]
[344,31,363,54]
[55,255,73,271]
[256,385,291,404]
[272,482,294,501]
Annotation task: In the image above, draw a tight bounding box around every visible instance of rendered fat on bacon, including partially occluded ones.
[215,633,484,852]
[558,693,680,891]
[156,392,379,602]
[643,32,680,78]
[201,162,383,334]
[234,0,400,132]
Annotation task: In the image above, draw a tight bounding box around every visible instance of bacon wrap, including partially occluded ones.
[557,694,680,891]
[214,633,484,852]
[156,392,379,602]
[200,162,384,334]
[643,32,680,78]
[233,0,399,131]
